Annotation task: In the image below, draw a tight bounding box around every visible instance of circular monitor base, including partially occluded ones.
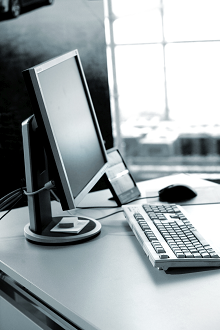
[24,216,101,245]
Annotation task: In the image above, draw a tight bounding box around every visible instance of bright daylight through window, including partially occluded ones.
[104,0,220,182]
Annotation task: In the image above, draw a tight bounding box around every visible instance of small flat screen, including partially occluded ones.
[37,57,106,198]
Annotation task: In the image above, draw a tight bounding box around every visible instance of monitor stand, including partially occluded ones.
[23,215,101,245]
[22,115,101,245]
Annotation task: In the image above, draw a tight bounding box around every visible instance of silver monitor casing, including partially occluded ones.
[26,49,108,211]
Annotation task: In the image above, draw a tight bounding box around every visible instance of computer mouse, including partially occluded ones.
[158,184,197,203]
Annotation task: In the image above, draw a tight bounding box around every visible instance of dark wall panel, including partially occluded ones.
[0,0,113,197]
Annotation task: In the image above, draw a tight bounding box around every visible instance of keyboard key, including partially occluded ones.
[176,252,185,258]
[170,215,179,219]
[140,224,150,230]
[181,248,189,252]
[189,248,198,253]
[201,253,210,258]
[184,252,194,258]
[151,241,161,247]
[156,247,165,253]
[159,254,169,259]
[194,243,202,248]
[146,236,157,242]
[193,253,202,258]
[197,249,206,254]
[210,252,219,258]
[134,213,144,220]
[173,249,182,254]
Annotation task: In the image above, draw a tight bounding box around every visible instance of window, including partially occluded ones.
[104,0,220,181]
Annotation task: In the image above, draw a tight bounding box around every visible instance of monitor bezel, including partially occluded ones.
[23,49,108,210]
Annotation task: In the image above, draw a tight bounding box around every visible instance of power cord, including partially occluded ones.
[78,196,159,220]
[0,194,24,221]
[23,181,55,196]
[78,195,159,209]
[0,190,22,211]
[96,210,124,220]
[0,180,55,221]
[179,201,220,206]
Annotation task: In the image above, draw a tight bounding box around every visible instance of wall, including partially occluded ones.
[0,0,113,197]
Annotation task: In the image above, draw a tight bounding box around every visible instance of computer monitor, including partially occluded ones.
[22,50,108,244]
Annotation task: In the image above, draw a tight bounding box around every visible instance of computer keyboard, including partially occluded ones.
[123,203,220,270]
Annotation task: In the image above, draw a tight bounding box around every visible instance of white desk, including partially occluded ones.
[1,174,220,330]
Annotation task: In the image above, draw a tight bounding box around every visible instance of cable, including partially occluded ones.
[0,194,23,221]
[79,205,119,209]
[0,188,23,204]
[94,196,159,220]
[23,181,55,196]
[0,180,55,221]
[79,195,159,209]
[122,195,159,205]
[96,210,124,220]
[50,189,60,202]
[179,201,220,206]
[0,191,23,211]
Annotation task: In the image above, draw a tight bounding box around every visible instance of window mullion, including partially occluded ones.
[161,0,169,120]
[104,0,123,151]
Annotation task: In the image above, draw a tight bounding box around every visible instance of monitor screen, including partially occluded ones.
[23,50,108,211]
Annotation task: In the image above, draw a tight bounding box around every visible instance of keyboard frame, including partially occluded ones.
[123,204,220,270]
